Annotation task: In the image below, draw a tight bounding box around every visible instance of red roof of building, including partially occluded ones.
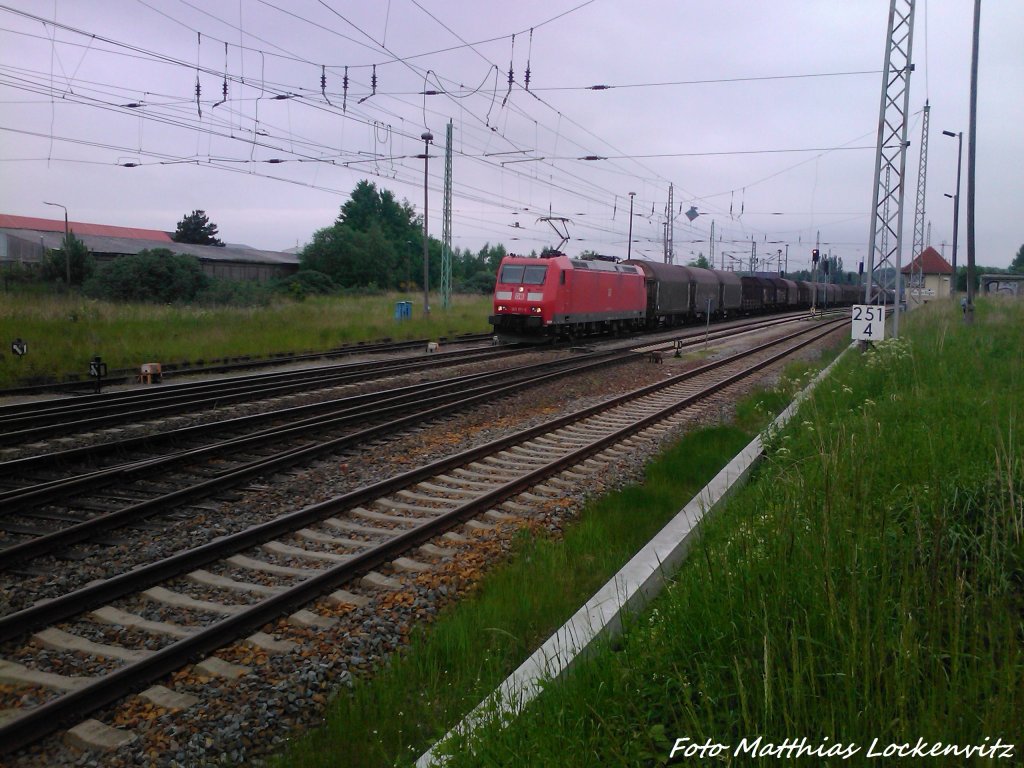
[902,246,952,275]
[0,214,172,242]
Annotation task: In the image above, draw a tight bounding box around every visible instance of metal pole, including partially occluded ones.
[627,192,635,260]
[63,209,69,286]
[965,0,979,324]
[43,201,69,285]
[942,129,963,299]
[420,131,433,316]
[704,297,712,348]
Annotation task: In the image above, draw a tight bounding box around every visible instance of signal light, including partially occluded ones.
[812,248,820,263]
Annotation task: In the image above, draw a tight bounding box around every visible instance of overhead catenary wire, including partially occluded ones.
[0,1,877,256]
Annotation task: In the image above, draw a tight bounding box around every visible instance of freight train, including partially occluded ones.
[489,252,861,341]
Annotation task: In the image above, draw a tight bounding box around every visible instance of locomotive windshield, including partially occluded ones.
[500,264,548,285]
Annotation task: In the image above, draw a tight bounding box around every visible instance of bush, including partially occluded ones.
[196,278,271,307]
[456,272,497,295]
[83,249,208,303]
[2,262,38,288]
[41,234,94,286]
[271,269,337,300]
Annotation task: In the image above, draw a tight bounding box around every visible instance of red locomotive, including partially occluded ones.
[489,253,646,340]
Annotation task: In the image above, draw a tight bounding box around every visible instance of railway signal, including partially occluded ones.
[11,338,27,356]
[88,355,108,393]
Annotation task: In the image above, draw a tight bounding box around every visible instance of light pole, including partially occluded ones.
[942,129,962,300]
[627,192,636,260]
[405,240,415,292]
[419,131,433,315]
[43,201,70,286]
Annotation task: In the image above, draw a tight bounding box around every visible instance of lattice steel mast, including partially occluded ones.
[663,183,674,264]
[441,119,453,309]
[864,0,917,338]
[910,101,930,300]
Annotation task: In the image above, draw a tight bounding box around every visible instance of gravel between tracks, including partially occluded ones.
[3,324,848,768]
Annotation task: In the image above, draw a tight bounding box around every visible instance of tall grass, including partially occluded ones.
[0,291,491,387]
[437,299,1024,766]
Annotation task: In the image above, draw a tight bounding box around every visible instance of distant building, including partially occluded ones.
[0,214,298,282]
[981,274,1024,297]
[901,246,953,303]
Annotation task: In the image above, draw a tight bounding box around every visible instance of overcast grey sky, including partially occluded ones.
[1,1,1021,272]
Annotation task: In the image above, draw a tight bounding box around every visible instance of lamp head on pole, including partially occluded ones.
[421,131,434,143]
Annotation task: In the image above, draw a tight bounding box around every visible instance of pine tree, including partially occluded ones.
[1011,243,1024,273]
[172,210,224,246]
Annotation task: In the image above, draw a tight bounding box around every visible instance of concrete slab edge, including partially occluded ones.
[416,342,854,767]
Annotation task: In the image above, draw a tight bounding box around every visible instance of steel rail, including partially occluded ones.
[0,351,638,563]
[0,347,523,446]
[0,333,495,398]
[0,347,607,479]
[0,342,503,422]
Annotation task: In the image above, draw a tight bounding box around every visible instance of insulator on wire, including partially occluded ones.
[213,41,228,107]
[343,66,349,112]
[501,34,515,106]
[321,64,332,105]
[194,32,202,118]
[524,28,533,91]
[359,64,377,104]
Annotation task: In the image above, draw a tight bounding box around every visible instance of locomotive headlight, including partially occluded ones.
[531,306,543,314]
[497,304,507,311]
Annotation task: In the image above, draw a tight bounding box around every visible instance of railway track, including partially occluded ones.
[0,349,639,581]
[0,314,847,758]
[0,333,497,398]
[0,343,522,448]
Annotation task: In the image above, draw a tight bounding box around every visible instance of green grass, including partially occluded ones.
[0,290,491,387]
[435,298,1024,766]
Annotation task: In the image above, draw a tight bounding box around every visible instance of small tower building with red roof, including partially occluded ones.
[902,246,953,303]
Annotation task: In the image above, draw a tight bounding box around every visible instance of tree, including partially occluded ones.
[83,249,208,303]
[302,181,424,291]
[688,253,711,269]
[172,210,224,246]
[337,181,419,243]
[42,232,94,286]
[1011,243,1024,273]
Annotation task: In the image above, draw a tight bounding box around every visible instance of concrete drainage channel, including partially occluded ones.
[417,342,854,766]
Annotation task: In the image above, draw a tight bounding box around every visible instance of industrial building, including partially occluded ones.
[0,214,299,282]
